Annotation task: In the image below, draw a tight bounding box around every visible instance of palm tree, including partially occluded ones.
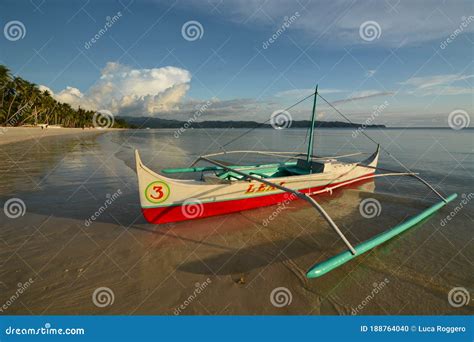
[0,66,11,122]
[0,63,129,128]
[0,65,11,93]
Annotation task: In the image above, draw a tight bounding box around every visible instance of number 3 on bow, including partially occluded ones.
[145,181,170,203]
[151,185,164,200]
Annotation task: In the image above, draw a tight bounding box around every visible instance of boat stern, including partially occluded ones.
[361,144,380,168]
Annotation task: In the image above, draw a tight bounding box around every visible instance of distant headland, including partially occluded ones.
[120,116,386,129]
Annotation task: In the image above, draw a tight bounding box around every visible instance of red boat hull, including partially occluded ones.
[141,173,375,224]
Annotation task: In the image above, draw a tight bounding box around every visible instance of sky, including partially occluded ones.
[0,0,473,126]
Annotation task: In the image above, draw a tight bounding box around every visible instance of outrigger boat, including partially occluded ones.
[135,85,457,278]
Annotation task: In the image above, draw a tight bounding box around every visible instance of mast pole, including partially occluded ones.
[306,84,318,163]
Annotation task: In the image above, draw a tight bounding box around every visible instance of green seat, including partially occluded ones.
[283,166,310,175]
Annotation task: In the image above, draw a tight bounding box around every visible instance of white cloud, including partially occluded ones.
[332,90,395,104]
[275,88,344,98]
[43,62,191,116]
[401,73,473,96]
[55,86,89,107]
[38,84,53,94]
[184,0,474,47]
[349,90,386,98]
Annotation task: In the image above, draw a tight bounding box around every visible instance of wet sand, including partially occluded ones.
[0,127,106,146]
[0,129,472,315]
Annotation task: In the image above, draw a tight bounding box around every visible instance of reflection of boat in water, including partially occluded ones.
[135,85,457,278]
[176,179,381,277]
[143,177,377,250]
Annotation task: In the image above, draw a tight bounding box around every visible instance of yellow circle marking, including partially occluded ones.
[145,181,170,204]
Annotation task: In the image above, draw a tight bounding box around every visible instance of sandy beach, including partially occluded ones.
[0,127,107,146]
[0,128,472,315]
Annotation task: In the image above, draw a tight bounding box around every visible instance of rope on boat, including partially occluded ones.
[212,88,447,202]
[317,93,447,202]
[200,150,365,160]
[220,90,318,149]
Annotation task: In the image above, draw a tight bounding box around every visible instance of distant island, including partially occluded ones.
[120,116,386,129]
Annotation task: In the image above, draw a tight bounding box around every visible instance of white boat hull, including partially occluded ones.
[135,148,379,224]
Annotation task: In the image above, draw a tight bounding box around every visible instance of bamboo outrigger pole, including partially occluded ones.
[191,85,457,279]
[306,193,458,278]
[199,156,358,255]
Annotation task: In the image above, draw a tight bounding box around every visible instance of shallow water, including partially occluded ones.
[0,128,472,315]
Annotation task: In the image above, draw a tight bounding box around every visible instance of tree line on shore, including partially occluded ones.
[0,65,129,128]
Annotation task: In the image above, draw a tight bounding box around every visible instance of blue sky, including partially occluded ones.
[0,0,472,126]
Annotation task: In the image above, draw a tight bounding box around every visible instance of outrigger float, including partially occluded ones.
[135,85,457,278]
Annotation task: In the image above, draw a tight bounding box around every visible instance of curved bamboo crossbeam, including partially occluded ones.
[200,156,456,279]
[189,151,366,168]
[199,156,358,255]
